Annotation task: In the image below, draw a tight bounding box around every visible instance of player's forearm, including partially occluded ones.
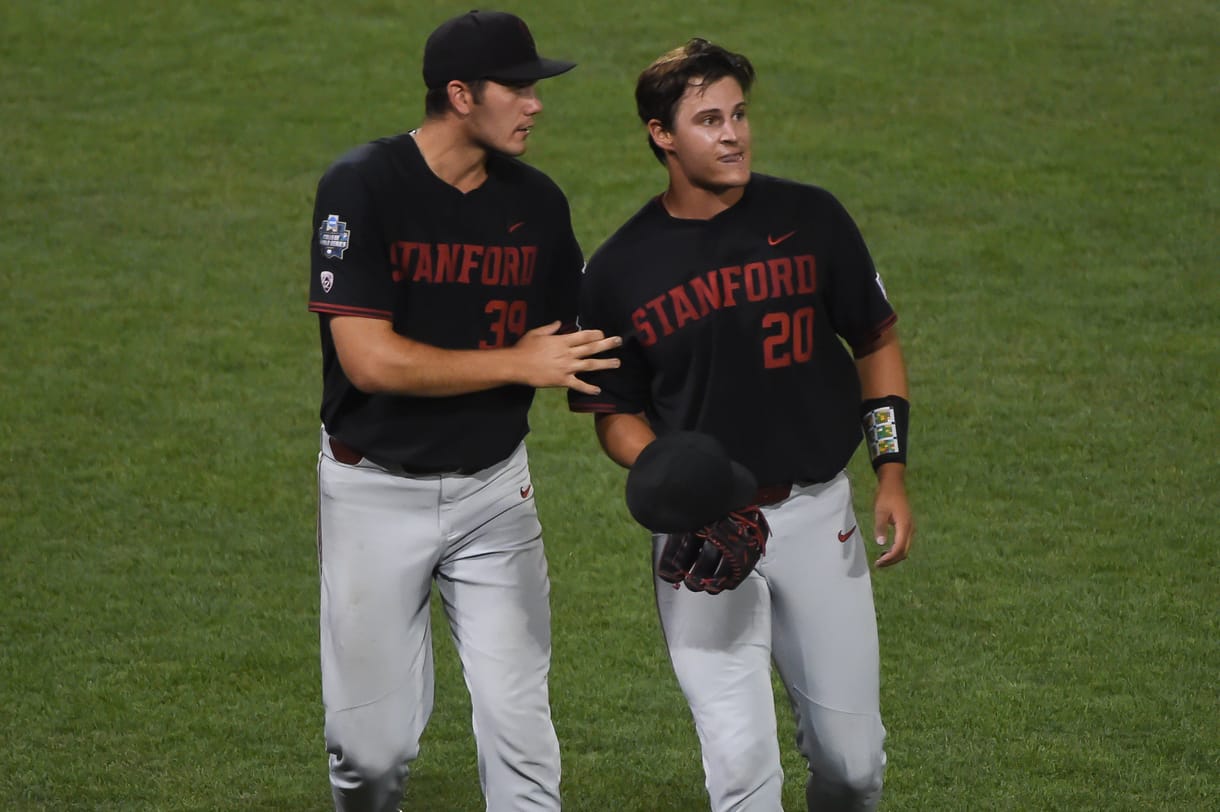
[857,327,912,477]
[335,316,620,397]
[331,317,518,397]
[856,328,908,399]
[594,413,654,468]
[350,340,524,396]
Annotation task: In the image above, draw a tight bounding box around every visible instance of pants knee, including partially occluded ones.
[825,758,884,797]
[334,743,408,779]
[807,743,885,809]
[328,750,410,812]
[796,711,886,806]
[325,709,418,801]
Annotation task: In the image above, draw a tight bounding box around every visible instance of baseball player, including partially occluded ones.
[308,11,620,812]
[569,39,915,810]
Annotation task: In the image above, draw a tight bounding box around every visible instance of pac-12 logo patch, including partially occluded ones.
[320,270,334,293]
[319,214,351,259]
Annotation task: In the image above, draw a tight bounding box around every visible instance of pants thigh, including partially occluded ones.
[434,446,560,809]
[654,538,783,811]
[762,474,886,784]
[436,501,553,717]
[318,452,442,772]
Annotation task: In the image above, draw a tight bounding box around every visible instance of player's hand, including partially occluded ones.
[511,321,622,395]
[871,464,913,568]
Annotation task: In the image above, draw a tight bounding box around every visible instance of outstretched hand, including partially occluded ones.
[512,321,622,395]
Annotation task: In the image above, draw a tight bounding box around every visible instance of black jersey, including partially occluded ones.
[309,133,583,472]
[569,174,895,486]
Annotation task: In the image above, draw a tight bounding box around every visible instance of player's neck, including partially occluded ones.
[659,181,745,221]
[411,122,489,193]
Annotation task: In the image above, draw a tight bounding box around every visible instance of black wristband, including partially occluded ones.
[861,396,910,471]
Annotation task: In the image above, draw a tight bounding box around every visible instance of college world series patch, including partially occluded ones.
[318,214,351,259]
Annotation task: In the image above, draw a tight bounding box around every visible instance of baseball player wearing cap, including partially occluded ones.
[570,39,915,810]
[308,11,621,811]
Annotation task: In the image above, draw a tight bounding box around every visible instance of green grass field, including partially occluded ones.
[2,1,1216,809]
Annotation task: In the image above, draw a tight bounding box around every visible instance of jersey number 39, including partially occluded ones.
[480,299,529,348]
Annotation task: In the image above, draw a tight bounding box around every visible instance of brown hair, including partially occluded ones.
[635,38,756,163]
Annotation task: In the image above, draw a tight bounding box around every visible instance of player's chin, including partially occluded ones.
[704,168,750,191]
[481,132,530,157]
[502,130,532,155]
[712,159,750,185]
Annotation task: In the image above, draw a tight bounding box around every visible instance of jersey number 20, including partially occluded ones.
[762,306,814,368]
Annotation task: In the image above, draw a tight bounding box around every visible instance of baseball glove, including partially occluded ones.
[657,506,771,595]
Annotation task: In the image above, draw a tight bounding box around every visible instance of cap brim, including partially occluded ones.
[486,57,576,83]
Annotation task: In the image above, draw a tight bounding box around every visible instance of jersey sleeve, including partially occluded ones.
[820,193,897,356]
[541,192,584,332]
[308,159,394,320]
[567,255,652,415]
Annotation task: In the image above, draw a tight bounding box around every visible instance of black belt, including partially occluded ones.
[753,478,826,506]
[753,482,794,506]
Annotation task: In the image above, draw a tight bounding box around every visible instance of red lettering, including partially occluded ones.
[690,272,721,315]
[767,258,795,298]
[506,300,528,339]
[481,300,507,348]
[391,243,539,287]
[483,246,503,286]
[449,245,475,284]
[521,246,537,284]
[793,306,814,362]
[795,254,817,294]
[503,247,520,286]
[479,300,529,348]
[391,241,422,282]
[494,247,519,286]
[412,245,434,282]
[719,266,742,307]
[631,307,657,347]
[762,312,790,368]
[762,306,815,368]
[744,262,768,302]
[645,294,676,337]
[670,286,701,329]
[436,243,461,282]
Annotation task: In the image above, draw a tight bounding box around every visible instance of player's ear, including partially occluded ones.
[647,119,674,153]
[448,80,475,115]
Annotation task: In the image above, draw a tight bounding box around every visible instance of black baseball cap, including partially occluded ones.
[423,10,576,90]
[625,432,758,533]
